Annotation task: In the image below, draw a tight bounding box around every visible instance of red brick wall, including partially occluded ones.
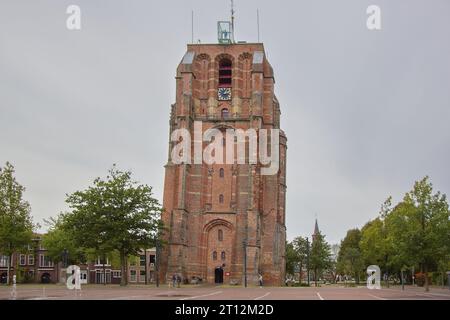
[161,43,287,286]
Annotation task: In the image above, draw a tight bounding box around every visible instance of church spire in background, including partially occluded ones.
[312,218,320,242]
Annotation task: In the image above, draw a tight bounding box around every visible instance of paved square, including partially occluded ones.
[1,284,449,300]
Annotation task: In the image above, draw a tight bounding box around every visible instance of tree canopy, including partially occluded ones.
[53,165,164,286]
[0,162,35,284]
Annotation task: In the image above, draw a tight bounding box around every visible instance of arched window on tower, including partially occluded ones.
[219,59,232,88]
[221,251,226,261]
[219,168,224,178]
[212,251,217,261]
[221,108,229,119]
[219,194,224,204]
[218,229,223,241]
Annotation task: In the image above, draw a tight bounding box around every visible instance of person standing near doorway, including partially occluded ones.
[172,274,177,288]
[258,273,263,287]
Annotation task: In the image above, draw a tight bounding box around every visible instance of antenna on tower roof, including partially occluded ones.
[257,9,260,42]
[231,0,235,43]
[191,10,194,44]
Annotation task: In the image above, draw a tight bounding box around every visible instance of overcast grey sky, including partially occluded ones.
[1,0,449,244]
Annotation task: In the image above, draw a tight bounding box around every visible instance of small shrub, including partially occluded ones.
[414,272,426,287]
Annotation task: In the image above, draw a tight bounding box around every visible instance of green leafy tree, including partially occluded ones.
[309,232,331,286]
[62,165,163,286]
[0,162,35,285]
[337,229,364,284]
[292,236,309,284]
[391,177,450,291]
[328,244,340,283]
[358,178,450,291]
[360,219,389,272]
[42,215,86,266]
[285,241,297,277]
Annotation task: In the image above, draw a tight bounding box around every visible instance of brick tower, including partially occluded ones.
[160,29,287,286]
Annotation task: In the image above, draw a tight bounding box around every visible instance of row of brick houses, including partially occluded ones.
[0,234,157,285]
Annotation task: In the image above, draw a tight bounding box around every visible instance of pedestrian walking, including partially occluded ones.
[172,274,177,288]
[258,273,263,287]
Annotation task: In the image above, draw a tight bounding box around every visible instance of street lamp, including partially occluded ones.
[62,249,69,268]
[243,240,247,288]
[144,249,148,285]
[401,267,405,291]
[156,239,160,288]
[60,249,69,285]
[306,237,310,287]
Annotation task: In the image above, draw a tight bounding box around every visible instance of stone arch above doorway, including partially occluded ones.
[201,219,234,284]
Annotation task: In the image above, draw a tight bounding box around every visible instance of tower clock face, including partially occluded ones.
[218,87,231,101]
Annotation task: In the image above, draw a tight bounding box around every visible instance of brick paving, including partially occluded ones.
[1,284,449,300]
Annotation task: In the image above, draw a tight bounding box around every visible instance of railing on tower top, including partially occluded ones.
[194,113,248,121]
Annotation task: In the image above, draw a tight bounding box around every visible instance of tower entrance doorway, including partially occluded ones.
[214,267,223,284]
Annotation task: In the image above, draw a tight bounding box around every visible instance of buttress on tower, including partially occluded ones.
[160,41,287,286]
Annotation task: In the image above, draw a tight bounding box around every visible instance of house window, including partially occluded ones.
[19,254,26,266]
[218,59,232,88]
[112,271,122,278]
[96,257,110,266]
[39,255,54,268]
[221,108,229,119]
[149,255,156,264]
[212,251,217,261]
[221,251,226,261]
[28,254,34,265]
[140,270,146,282]
[0,255,9,267]
[219,194,224,204]
[140,255,146,267]
[218,229,223,241]
[219,168,224,178]
[130,270,137,282]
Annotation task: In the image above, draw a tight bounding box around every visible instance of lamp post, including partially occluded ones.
[306,237,310,287]
[243,240,247,288]
[62,249,68,268]
[401,267,405,291]
[144,249,148,285]
[61,249,68,285]
[155,239,160,288]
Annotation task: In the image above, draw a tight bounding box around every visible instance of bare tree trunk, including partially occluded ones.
[314,269,318,287]
[424,265,429,292]
[299,262,302,285]
[6,254,11,286]
[120,251,127,286]
[103,262,106,285]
